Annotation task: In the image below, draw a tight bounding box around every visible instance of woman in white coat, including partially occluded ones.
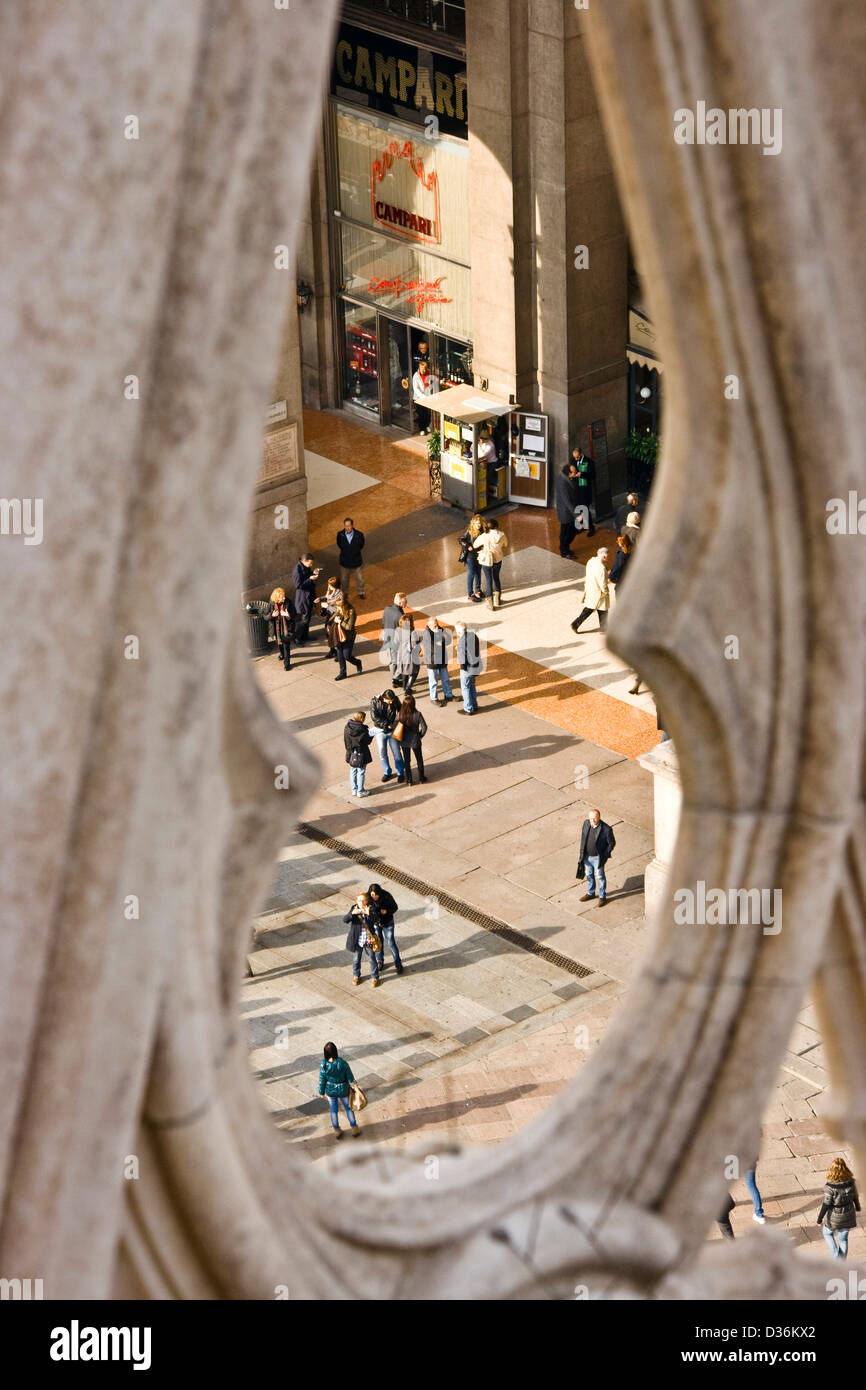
[473,522,509,609]
[571,546,610,633]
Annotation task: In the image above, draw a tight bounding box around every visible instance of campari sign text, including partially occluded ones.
[372,139,440,245]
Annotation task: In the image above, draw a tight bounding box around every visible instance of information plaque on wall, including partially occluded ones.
[259,422,300,489]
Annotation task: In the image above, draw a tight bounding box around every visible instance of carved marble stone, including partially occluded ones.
[0,0,863,1300]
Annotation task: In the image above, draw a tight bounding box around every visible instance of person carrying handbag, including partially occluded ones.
[334,601,362,681]
[344,712,373,797]
[343,893,381,986]
[571,546,610,634]
[317,1042,361,1139]
[397,694,427,785]
[817,1156,860,1258]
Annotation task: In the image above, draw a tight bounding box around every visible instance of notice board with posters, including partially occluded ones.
[508,411,548,506]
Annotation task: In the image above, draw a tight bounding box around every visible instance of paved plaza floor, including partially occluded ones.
[243,407,864,1263]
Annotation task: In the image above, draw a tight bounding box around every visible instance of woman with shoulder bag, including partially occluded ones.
[473,520,508,610]
[344,711,373,797]
[317,1042,362,1139]
[397,694,428,786]
[817,1156,860,1258]
[334,600,362,680]
[458,513,486,603]
[267,587,295,671]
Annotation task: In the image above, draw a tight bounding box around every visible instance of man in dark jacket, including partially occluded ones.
[421,618,453,705]
[615,492,641,535]
[381,591,407,686]
[571,446,596,537]
[292,554,320,644]
[455,621,482,714]
[368,883,403,974]
[337,517,366,600]
[555,462,579,558]
[576,808,615,906]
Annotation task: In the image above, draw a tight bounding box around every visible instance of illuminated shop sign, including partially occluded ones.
[372,139,440,243]
[332,22,468,140]
[366,275,452,311]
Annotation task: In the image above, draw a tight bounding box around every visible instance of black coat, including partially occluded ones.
[555,470,578,523]
[382,603,404,634]
[421,627,452,668]
[399,710,427,749]
[818,1179,860,1230]
[458,630,483,675]
[292,562,317,616]
[370,694,401,732]
[337,529,365,568]
[344,719,373,766]
[576,818,616,872]
[370,889,398,923]
[343,906,381,951]
[572,452,595,499]
[609,549,631,587]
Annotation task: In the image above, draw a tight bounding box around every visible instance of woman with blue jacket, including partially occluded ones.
[317,1042,360,1139]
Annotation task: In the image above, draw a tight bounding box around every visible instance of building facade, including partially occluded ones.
[293,0,656,520]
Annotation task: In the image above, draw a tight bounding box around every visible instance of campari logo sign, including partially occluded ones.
[372,139,440,245]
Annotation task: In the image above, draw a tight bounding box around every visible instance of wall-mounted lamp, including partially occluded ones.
[639,385,652,400]
[480,377,489,391]
[296,279,314,312]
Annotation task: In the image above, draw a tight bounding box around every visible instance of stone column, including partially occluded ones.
[637,740,681,919]
[244,292,309,600]
[466,2,628,505]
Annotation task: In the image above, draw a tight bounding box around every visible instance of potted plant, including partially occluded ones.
[625,427,660,494]
[427,428,442,499]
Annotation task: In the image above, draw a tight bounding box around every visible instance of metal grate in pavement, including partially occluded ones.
[295,822,595,980]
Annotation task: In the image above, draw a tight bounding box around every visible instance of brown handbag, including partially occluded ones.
[349,1081,368,1111]
[392,721,404,742]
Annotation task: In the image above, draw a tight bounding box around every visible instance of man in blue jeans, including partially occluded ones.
[455,621,482,715]
[368,883,404,975]
[576,808,616,907]
[745,1160,766,1223]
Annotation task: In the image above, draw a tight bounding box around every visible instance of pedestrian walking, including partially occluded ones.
[319,576,343,662]
[292,553,321,645]
[474,519,508,609]
[343,893,381,986]
[344,711,373,797]
[337,517,366,600]
[615,492,640,535]
[392,614,421,694]
[817,1157,860,1258]
[370,688,405,783]
[381,592,407,685]
[571,547,611,633]
[333,600,362,680]
[555,462,580,558]
[744,1160,766,1224]
[318,1041,361,1138]
[458,514,486,602]
[421,616,454,705]
[575,807,616,906]
[368,883,403,974]
[267,587,295,671]
[395,694,427,786]
[571,445,596,536]
[623,510,641,545]
[455,621,482,714]
[609,535,642,694]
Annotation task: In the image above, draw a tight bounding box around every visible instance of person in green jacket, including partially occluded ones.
[318,1042,360,1139]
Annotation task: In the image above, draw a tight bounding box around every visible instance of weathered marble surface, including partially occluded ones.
[0,0,863,1299]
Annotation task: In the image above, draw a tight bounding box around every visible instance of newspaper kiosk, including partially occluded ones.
[418,384,515,511]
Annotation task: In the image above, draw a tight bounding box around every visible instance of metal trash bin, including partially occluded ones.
[245,602,272,656]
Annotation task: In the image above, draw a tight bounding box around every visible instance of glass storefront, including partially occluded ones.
[330,67,471,431]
